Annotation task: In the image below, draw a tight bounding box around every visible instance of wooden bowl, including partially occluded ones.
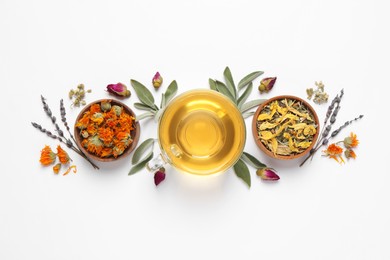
[252,95,319,160]
[74,99,140,162]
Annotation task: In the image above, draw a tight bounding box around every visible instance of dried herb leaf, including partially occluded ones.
[132,138,155,164]
[131,79,158,109]
[223,67,237,99]
[242,111,255,119]
[209,78,217,91]
[128,152,154,175]
[164,80,178,105]
[237,82,253,109]
[216,80,235,103]
[134,102,157,111]
[240,99,266,113]
[238,71,264,90]
[160,93,166,109]
[136,111,155,121]
[233,158,251,188]
[241,152,267,169]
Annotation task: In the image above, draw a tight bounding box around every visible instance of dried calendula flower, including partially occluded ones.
[344,149,356,159]
[56,145,71,164]
[40,145,57,166]
[323,143,344,164]
[343,132,359,148]
[53,163,61,174]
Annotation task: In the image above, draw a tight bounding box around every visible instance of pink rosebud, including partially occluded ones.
[154,170,166,186]
[256,168,280,181]
[258,77,277,93]
[107,83,131,97]
[152,72,163,89]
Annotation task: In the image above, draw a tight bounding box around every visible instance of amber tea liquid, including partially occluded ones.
[158,90,246,175]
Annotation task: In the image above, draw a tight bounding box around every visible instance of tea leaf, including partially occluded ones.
[209,78,217,91]
[134,102,157,112]
[233,158,251,188]
[136,111,155,121]
[216,80,235,103]
[164,80,178,105]
[132,138,155,164]
[237,82,253,109]
[238,71,264,90]
[128,152,154,175]
[223,66,237,99]
[241,152,267,169]
[241,99,266,113]
[131,79,158,109]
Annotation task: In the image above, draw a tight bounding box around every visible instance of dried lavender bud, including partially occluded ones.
[322,138,329,145]
[322,125,332,137]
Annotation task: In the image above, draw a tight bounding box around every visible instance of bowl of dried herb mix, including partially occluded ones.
[252,95,319,160]
[74,99,140,162]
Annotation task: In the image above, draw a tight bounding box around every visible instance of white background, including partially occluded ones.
[1,0,389,259]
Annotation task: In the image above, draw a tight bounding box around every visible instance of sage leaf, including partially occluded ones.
[154,109,164,121]
[160,93,166,109]
[216,80,235,103]
[134,102,157,111]
[128,152,154,175]
[131,79,158,109]
[233,158,251,188]
[209,78,217,91]
[237,82,253,109]
[132,138,155,164]
[136,111,155,121]
[240,99,266,113]
[242,111,255,119]
[223,66,236,99]
[164,80,178,105]
[241,152,267,169]
[238,71,264,90]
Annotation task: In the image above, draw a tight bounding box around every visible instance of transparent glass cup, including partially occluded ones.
[147,89,246,176]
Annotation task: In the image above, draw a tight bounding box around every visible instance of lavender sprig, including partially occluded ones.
[33,96,99,169]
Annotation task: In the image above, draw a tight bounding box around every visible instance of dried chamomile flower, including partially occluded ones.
[307,81,329,104]
[69,84,92,107]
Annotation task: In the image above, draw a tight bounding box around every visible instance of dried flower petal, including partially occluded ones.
[154,170,166,186]
[53,163,61,174]
[258,77,276,94]
[323,143,344,164]
[107,83,131,98]
[63,165,77,176]
[152,72,163,89]
[57,145,71,164]
[40,145,57,166]
[256,168,280,181]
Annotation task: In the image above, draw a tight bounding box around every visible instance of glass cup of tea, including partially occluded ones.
[147,89,246,176]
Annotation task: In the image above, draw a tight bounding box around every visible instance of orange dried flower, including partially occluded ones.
[345,149,356,159]
[40,145,57,166]
[63,165,77,176]
[323,143,344,164]
[57,145,71,164]
[343,132,359,148]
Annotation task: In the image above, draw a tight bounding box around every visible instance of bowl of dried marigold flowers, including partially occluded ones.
[74,99,140,162]
[252,95,319,160]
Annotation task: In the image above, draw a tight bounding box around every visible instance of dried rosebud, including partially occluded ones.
[256,168,280,181]
[154,170,166,186]
[258,77,277,94]
[107,83,131,98]
[152,72,163,89]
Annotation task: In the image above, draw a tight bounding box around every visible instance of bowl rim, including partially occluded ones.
[252,95,320,160]
[74,98,140,162]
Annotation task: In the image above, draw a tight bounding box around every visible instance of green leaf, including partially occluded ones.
[132,138,155,164]
[241,152,267,169]
[242,111,255,119]
[216,80,235,103]
[160,93,166,109]
[223,66,236,99]
[209,78,217,91]
[128,152,154,175]
[237,82,253,109]
[136,111,155,121]
[131,79,158,109]
[238,71,264,90]
[164,80,178,105]
[134,102,157,112]
[154,109,164,121]
[240,99,266,113]
[233,158,251,188]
